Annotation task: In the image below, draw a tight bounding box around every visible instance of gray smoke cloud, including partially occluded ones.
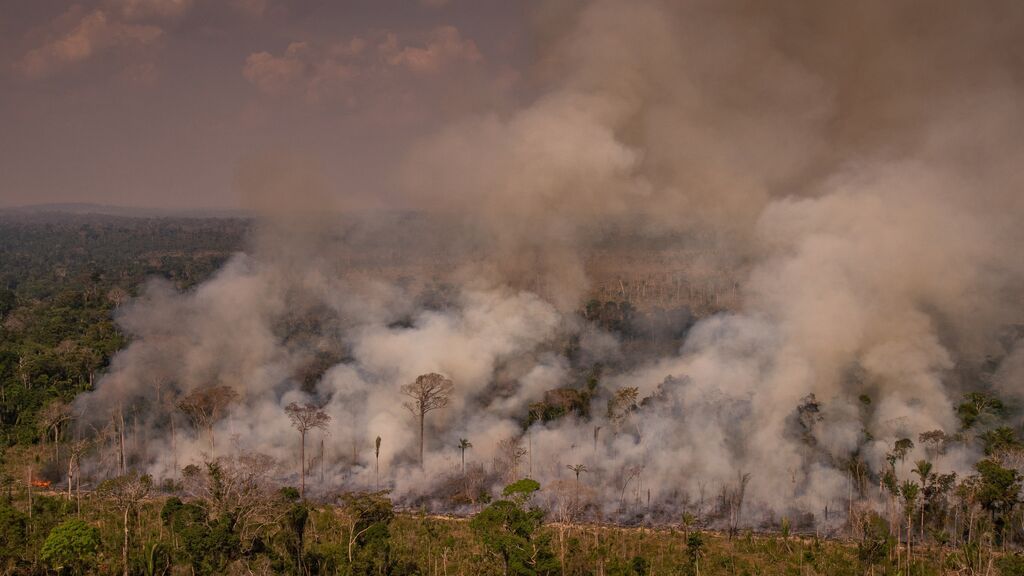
[75,0,1024,527]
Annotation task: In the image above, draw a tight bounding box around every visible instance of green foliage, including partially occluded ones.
[277,501,309,573]
[503,477,542,503]
[982,427,1021,456]
[41,518,101,575]
[998,553,1024,576]
[141,542,171,576]
[0,213,243,447]
[162,496,239,575]
[472,480,559,576]
[339,491,396,575]
[279,486,301,501]
[974,458,1021,541]
[630,555,650,575]
[958,392,1005,430]
[686,533,704,562]
[0,501,29,562]
[856,512,892,566]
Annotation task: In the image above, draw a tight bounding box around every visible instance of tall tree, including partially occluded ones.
[98,472,152,576]
[401,373,453,467]
[38,401,71,463]
[458,438,472,475]
[177,386,238,449]
[567,464,588,512]
[284,402,331,499]
[375,436,382,491]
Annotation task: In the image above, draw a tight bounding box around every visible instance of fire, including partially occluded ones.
[30,479,51,488]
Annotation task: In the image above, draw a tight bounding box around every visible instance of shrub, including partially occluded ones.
[40,519,101,575]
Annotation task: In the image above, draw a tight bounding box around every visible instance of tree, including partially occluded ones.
[459,438,472,475]
[687,533,705,576]
[982,427,1020,456]
[957,392,1004,431]
[98,472,153,576]
[607,387,639,434]
[0,502,29,565]
[177,386,238,449]
[66,437,93,509]
[401,373,453,467]
[338,491,395,572]
[974,458,1021,544]
[178,454,279,552]
[41,519,101,575]
[161,496,238,575]
[38,400,72,463]
[912,460,933,540]
[496,437,528,483]
[566,464,587,512]
[471,479,560,576]
[900,480,919,569]
[893,438,914,467]
[283,402,330,498]
[375,435,382,491]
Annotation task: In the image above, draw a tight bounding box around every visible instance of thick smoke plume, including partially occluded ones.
[76,0,1024,527]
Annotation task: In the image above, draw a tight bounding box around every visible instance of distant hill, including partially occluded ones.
[0,202,250,219]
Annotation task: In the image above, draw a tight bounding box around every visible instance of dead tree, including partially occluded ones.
[495,437,528,483]
[401,373,453,467]
[66,437,93,505]
[98,473,153,576]
[177,386,238,449]
[284,402,331,498]
[38,401,72,463]
[725,471,752,539]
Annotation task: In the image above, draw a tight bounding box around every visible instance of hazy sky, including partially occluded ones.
[0,0,530,210]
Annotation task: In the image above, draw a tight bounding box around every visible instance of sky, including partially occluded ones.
[0,0,531,210]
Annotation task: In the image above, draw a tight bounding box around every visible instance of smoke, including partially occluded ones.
[75,0,1024,527]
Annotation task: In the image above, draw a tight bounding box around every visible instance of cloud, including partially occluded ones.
[242,26,481,102]
[243,41,360,102]
[16,7,164,78]
[229,0,271,19]
[382,26,483,74]
[107,0,193,21]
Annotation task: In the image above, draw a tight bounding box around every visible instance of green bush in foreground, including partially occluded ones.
[41,518,101,575]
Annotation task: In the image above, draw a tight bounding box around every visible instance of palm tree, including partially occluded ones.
[375,436,382,491]
[458,438,472,475]
[901,480,920,571]
[567,464,588,510]
[912,460,933,541]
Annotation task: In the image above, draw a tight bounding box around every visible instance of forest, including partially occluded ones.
[1,212,1023,576]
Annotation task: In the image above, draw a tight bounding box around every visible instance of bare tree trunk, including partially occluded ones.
[123,507,130,576]
[27,466,33,521]
[119,408,126,475]
[528,431,532,477]
[419,409,425,468]
[299,430,306,498]
[171,414,177,482]
[67,456,74,501]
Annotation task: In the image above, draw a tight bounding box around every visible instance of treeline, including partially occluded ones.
[6,466,1024,575]
[0,214,245,446]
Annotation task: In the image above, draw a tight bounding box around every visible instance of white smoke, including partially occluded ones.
[74,0,1024,527]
